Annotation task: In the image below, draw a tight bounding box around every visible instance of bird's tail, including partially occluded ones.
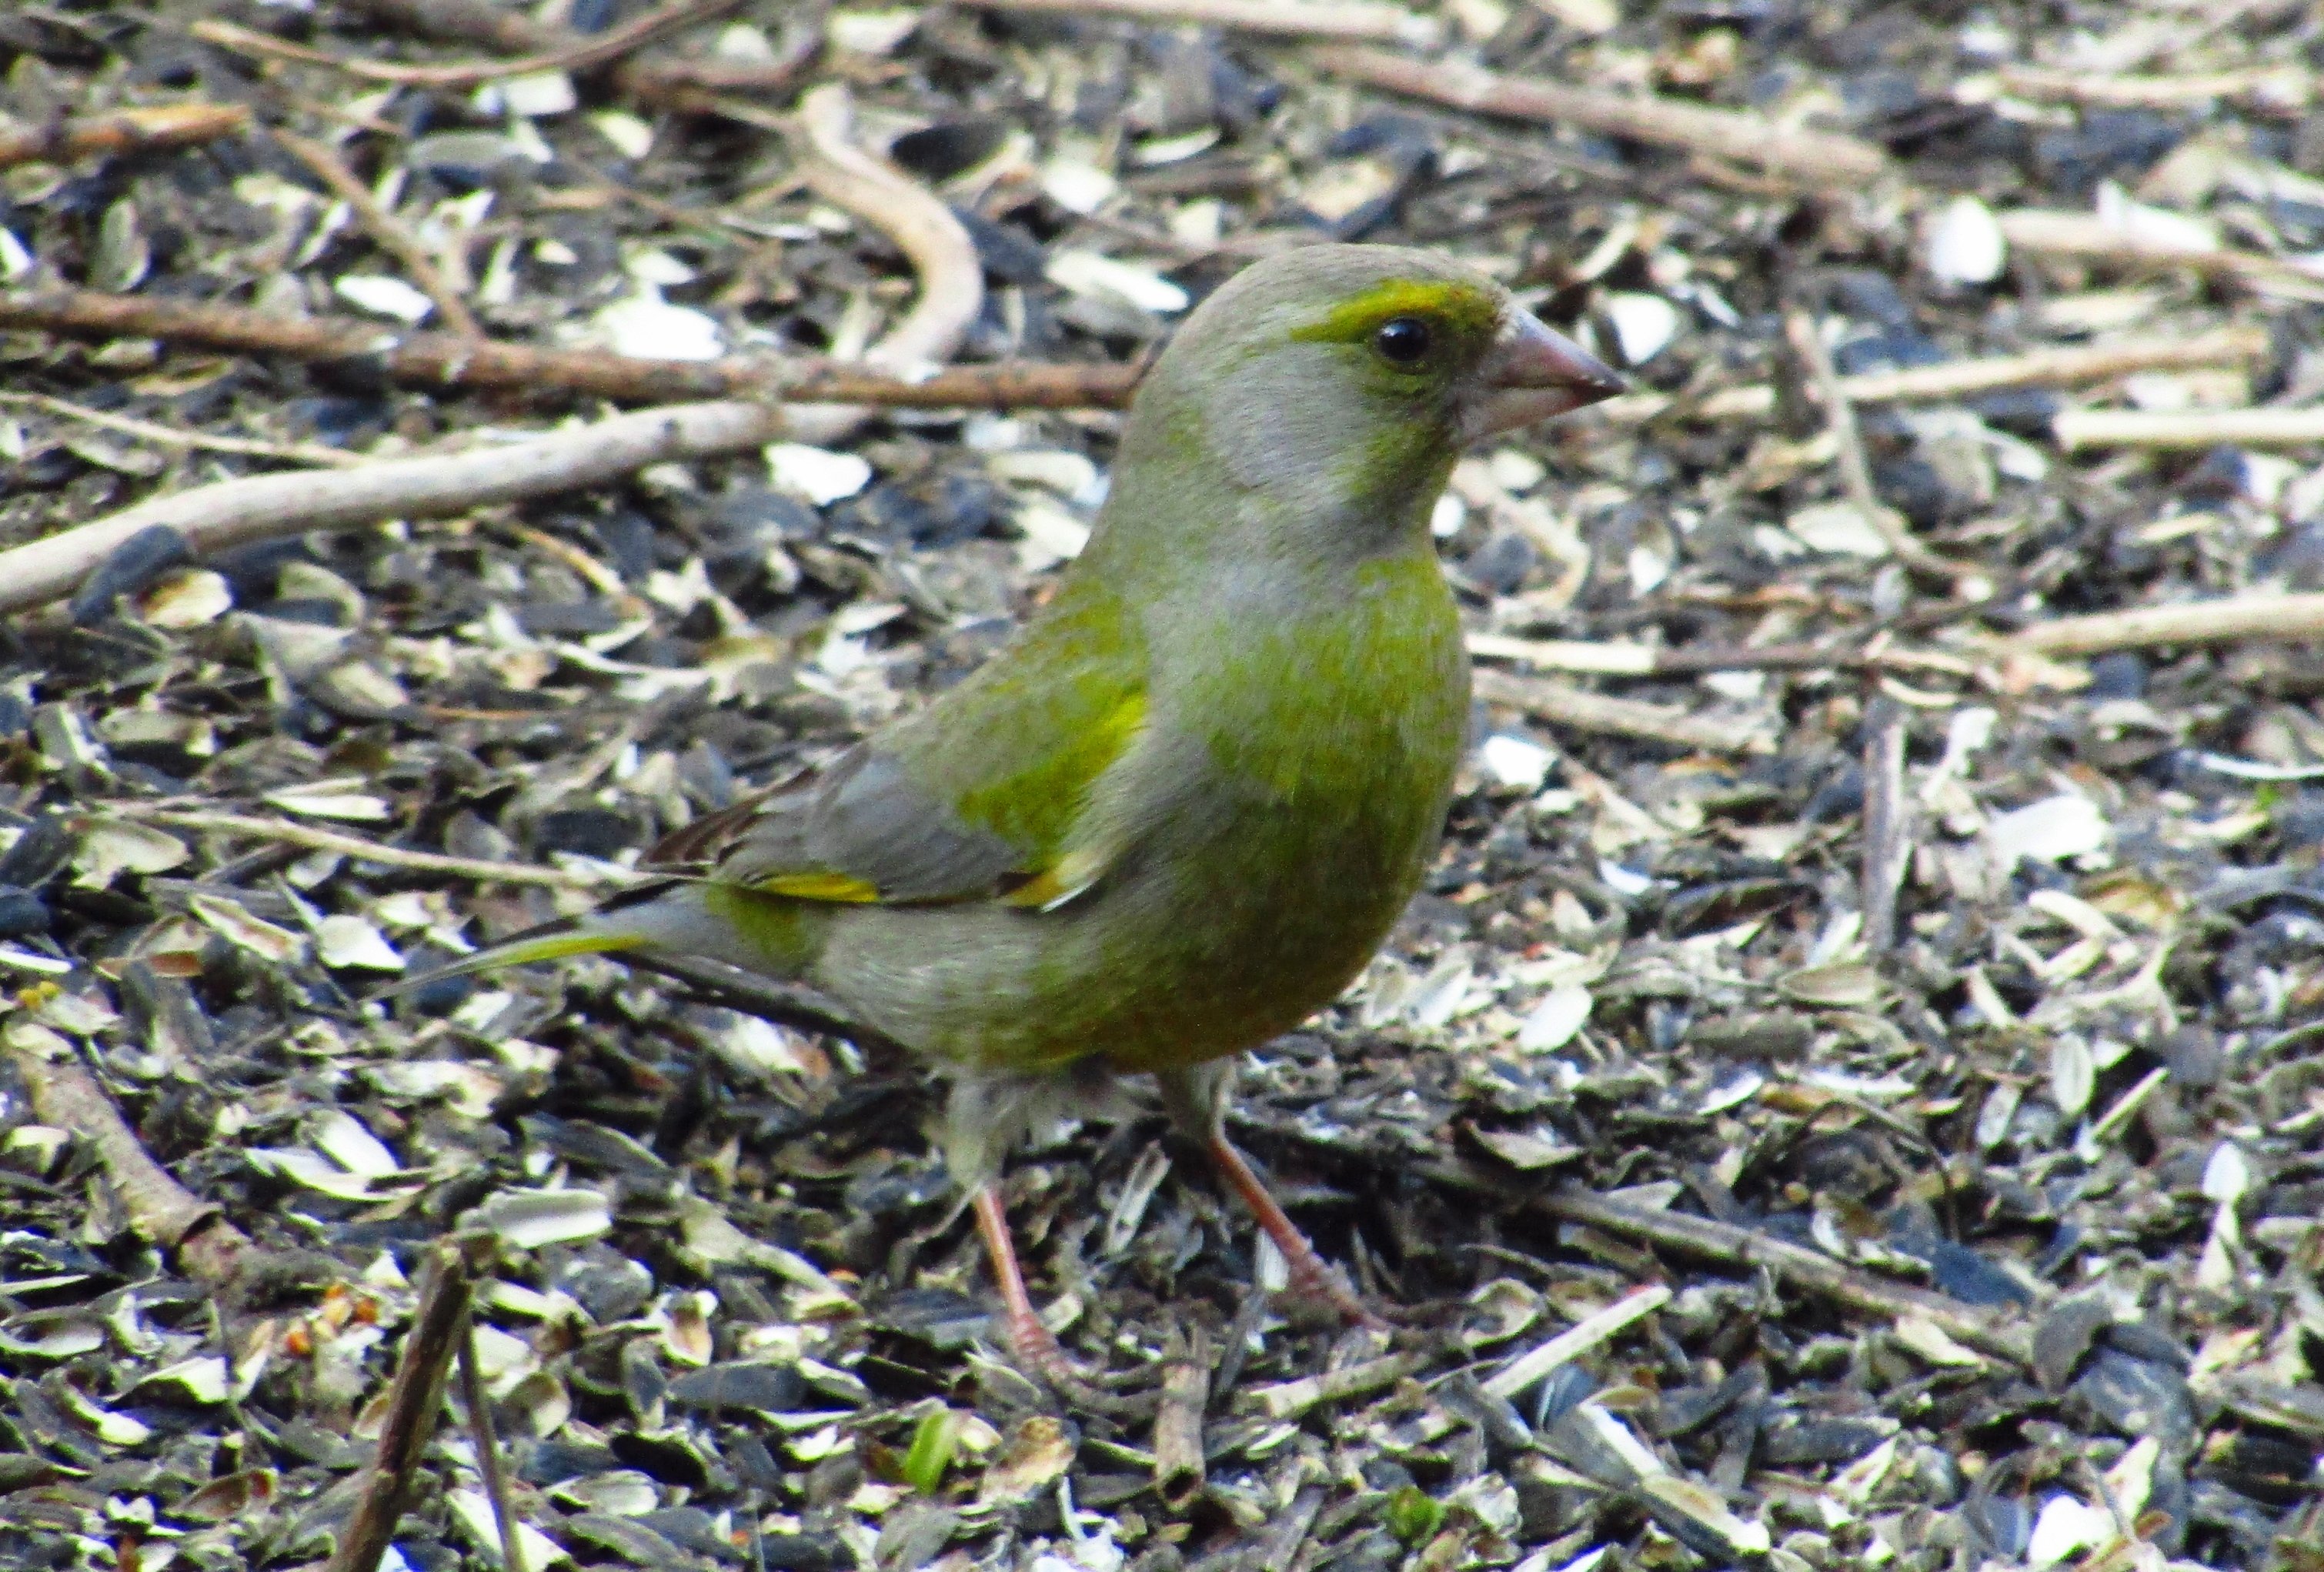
[379,878,824,999]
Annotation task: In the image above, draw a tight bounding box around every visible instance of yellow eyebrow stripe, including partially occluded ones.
[1288,278,1501,345]
[759,871,882,903]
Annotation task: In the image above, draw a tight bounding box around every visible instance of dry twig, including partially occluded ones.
[1473,666,1775,756]
[2008,592,2324,657]
[1313,47,1889,187]
[0,287,1139,410]
[458,1324,528,1572]
[342,0,818,101]
[1597,327,2268,426]
[0,402,790,618]
[274,129,483,339]
[329,1240,488,1572]
[104,808,637,890]
[784,85,984,447]
[8,1046,253,1291]
[194,0,741,91]
[1859,697,1909,956]
[1153,1323,1210,1511]
[2000,208,2324,302]
[977,0,1437,45]
[2054,406,2324,450]
[1466,631,1978,681]
[1521,1183,2032,1367]
[0,391,362,468]
[1787,309,1977,581]
[0,104,249,171]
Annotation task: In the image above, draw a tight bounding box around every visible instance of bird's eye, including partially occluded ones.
[1372,316,1434,365]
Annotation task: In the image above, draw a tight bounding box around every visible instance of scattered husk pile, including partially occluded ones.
[2,1,2322,1570]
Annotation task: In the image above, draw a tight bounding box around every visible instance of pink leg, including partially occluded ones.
[1204,1133,1388,1331]
[970,1184,1077,1386]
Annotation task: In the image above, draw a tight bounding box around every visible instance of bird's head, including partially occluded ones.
[1107,245,1625,555]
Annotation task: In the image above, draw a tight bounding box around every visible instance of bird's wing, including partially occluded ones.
[645,584,1147,911]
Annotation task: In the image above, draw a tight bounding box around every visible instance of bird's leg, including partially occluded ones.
[1156,1062,1387,1330]
[968,1183,1077,1387]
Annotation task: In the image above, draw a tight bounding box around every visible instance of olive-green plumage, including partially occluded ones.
[452,243,1619,1166]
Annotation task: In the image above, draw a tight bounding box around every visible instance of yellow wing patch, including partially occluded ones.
[758,870,883,903]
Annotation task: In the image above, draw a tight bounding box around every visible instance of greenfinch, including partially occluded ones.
[433,244,1621,1379]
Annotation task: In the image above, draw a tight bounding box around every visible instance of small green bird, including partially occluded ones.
[439,245,1621,1378]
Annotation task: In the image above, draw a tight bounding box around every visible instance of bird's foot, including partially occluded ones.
[1204,1131,1393,1331]
[1281,1251,1392,1333]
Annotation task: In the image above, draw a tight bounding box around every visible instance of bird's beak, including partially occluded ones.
[1460,308,1627,442]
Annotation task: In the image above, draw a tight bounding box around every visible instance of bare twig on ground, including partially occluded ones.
[274,130,482,339]
[329,1240,486,1572]
[1481,1283,1671,1402]
[1999,209,2324,302]
[103,809,637,890]
[194,0,741,91]
[1244,1350,1421,1420]
[0,104,250,171]
[0,402,789,618]
[0,287,1140,409]
[2007,592,2324,657]
[977,0,1436,45]
[1313,47,1890,186]
[1466,632,1978,681]
[2054,406,2324,449]
[1154,1323,1210,1512]
[1992,63,2312,111]
[8,1046,254,1291]
[458,1323,528,1572]
[0,391,362,468]
[1596,327,2268,425]
[1788,309,1977,581]
[784,84,984,447]
[1859,697,1909,956]
[343,0,819,101]
[1473,666,1775,756]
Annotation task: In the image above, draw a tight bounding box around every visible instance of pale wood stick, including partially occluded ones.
[104,808,637,889]
[8,1046,254,1291]
[2055,406,2324,450]
[1991,63,2312,111]
[1153,1323,1210,1512]
[978,0,1437,44]
[458,1323,528,1572]
[1313,46,1889,186]
[2008,592,2324,657]
[274,129,483,339]
[0,391,363,468]
[1474,666,1775,756]
[2000,209,2324,302]
[1481,1283,1671,1402]
[1243,1350,1422,1420]
[193,0,740,91]
[1597,327,2268,425]
[0,104,249,171]
[0,401,787,618]
[1859,697,1909,956]
[1787,309,1975,580]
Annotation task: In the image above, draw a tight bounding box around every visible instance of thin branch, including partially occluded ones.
[1153,1323,1210,1513]
[0,286,1140,409]
[1999,208,2324,303]
[0,391,362,468]
[1313,47,1890,186]
[102,808,639,889]
[1787,309,1978,581]
[0,401,788,618]
[1993,62,2312,111]
[1859,697,1909,956]
[0,104,249,171]
[8,1046,253,1291]
[2008,592,2324,657]
[340,0,822,102]
[976,0,1437,45]
[193,0,741,91]
[2055,406,2324,450]
[1466,631,1979,680]
[458,1321,528,1572]
[1473,666,1776,756]
[784,84,984,447]
[1596,327,2268,426]
[274,129,483,339]
[329,1240,487,1572]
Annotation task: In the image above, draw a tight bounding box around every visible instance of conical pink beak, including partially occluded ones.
[1461,308,1626,442]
